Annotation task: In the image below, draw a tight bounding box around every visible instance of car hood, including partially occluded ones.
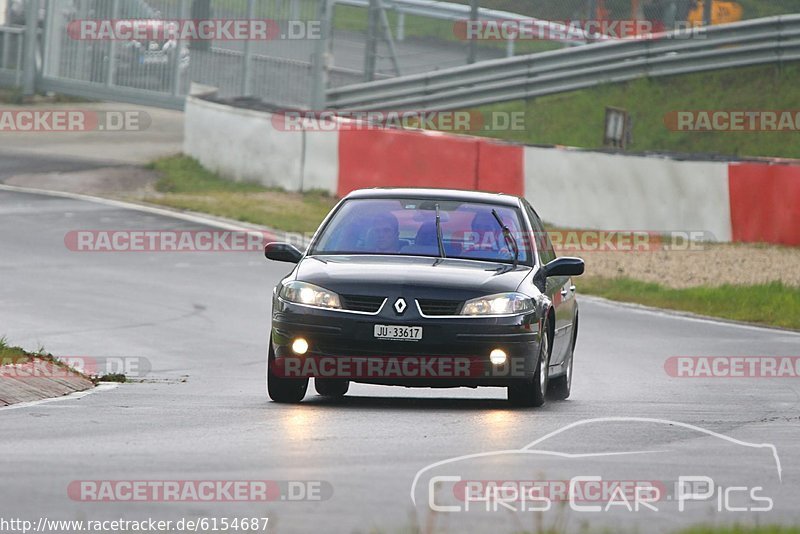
[293,255,532,300]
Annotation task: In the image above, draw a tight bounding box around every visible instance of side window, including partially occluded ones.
[523,201,556,265]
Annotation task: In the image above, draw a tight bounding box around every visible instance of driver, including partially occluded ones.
[465,211,510,258]
[365,213,400,253]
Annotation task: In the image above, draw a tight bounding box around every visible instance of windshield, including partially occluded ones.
[311,198,531,265]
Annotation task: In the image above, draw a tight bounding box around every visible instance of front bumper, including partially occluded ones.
[270,298,542,387]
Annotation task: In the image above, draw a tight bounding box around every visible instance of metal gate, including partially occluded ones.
[36,0,335,109]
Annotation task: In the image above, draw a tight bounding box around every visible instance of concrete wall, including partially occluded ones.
[524,146,733,241]
[183,96,338,194]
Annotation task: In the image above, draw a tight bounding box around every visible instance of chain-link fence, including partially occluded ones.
[2,0,799,108]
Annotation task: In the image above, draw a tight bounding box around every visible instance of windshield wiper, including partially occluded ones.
[491,209,519,268]
[435,203,447,259]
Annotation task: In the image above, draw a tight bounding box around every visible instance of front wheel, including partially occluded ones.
[547,315,577,401]
[267,342,308,403]
[508,325,550,407]
[315,378,349,398]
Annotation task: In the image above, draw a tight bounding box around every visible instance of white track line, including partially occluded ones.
[581,294,800,336]
[0,183,269,233]
[0,383,119,412]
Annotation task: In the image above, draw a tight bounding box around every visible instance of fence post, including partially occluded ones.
[396,12,404,41]
[22,0,38,94]
[241,0,255,95]
[467,0,478,64]
[107,0,120,87]
[311,0,332,108]
[42,0,60,78]
[172,0,190,96]
[364,0,378,81]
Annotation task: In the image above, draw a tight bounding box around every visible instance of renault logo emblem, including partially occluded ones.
[394,298,407,315]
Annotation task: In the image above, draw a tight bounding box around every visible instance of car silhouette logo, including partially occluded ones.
[394,298,407,314]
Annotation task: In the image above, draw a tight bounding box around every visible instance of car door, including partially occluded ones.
[523,201,575,367]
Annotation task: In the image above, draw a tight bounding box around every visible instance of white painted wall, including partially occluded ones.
[183,96,338,194]
[523,146,733,241]
[302,129,339,194]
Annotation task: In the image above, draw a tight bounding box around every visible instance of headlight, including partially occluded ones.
[461,292,533,316]
[280,281,341,309]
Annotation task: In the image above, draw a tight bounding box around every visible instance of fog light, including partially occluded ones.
[292,338,309,355]
[490,349,507,365]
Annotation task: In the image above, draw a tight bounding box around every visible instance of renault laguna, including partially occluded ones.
[265,188,584,407]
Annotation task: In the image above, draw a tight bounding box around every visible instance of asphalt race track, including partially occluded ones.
[1,187,799,534]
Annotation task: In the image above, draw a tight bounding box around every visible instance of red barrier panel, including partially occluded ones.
[729,163,800,245]
[476,140,524,196]
[338,129,478,197]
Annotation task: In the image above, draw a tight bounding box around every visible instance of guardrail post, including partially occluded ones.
[241,0,255,96]
[22,0,38,94]
[506,36,514,57]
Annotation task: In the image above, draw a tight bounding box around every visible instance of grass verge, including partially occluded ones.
[580,277,800,330]
[0,88,90,105]
[0,337,98,381]
[472,64,800,160]
[144,156,338,234]
[0,336,32,365]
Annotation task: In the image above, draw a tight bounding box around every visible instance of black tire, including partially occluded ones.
[508,323,550,407]
[267,341,308,403]
[548,315,578,401]
[314,378,349,398]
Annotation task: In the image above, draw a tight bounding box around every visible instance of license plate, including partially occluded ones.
[374,325,423,341]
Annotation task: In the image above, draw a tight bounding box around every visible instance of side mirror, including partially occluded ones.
[265,242,303,264]
[543,257,585,278]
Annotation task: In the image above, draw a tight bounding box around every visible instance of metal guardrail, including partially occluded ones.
[327,15,800,111]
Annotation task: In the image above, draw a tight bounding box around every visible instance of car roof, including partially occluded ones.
[343,187,522,207]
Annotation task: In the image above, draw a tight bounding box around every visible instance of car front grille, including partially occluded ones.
[340,294,385,313]
[416,299,463,316]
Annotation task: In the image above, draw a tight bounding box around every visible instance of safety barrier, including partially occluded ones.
[184,95,800,246]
